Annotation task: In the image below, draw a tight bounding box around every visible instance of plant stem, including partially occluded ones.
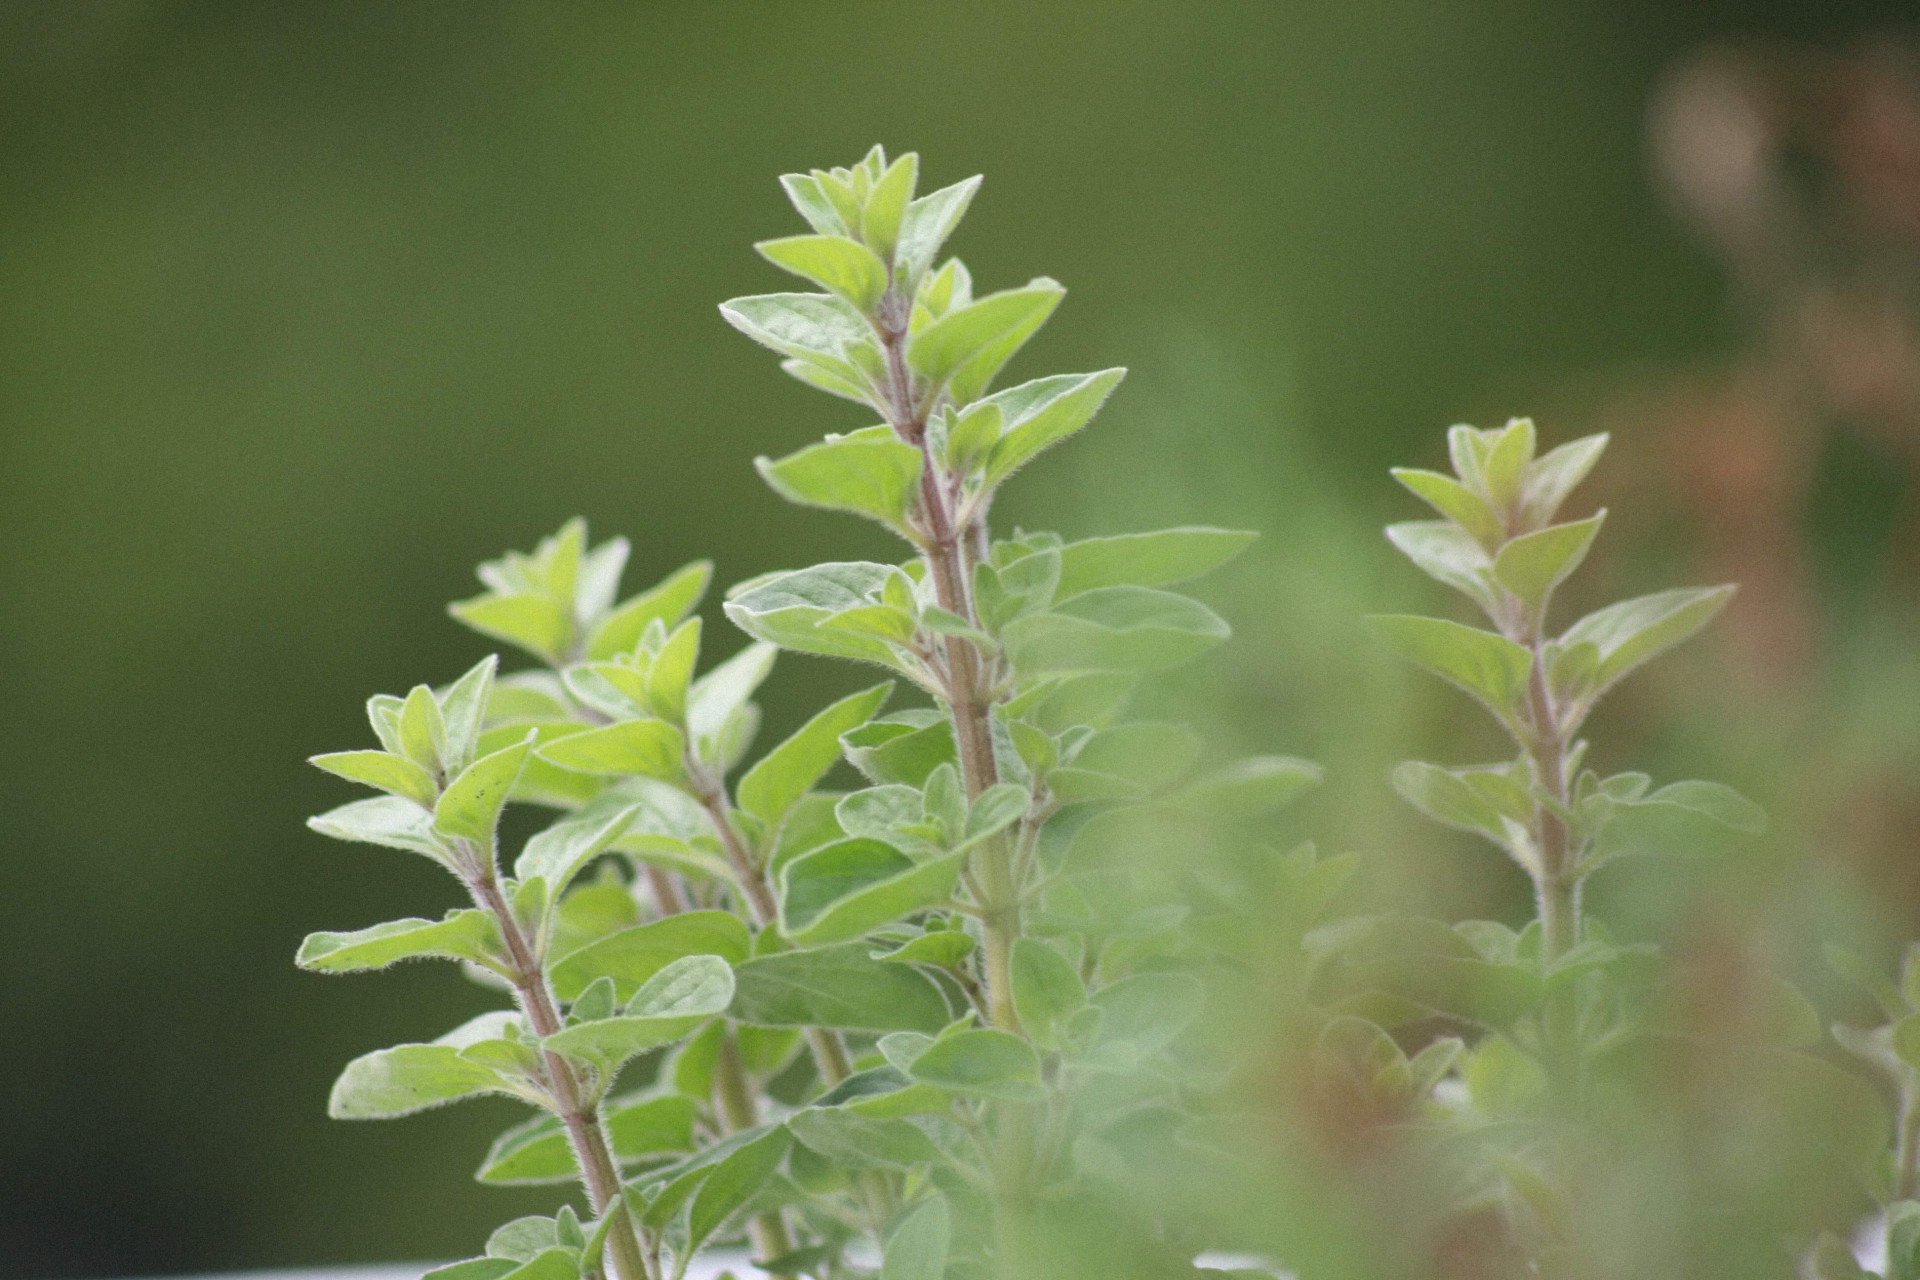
[713,1031,797,1272]
[876,323,1023,1034]
[1896,1084,1920,1202]
[464,862,650,1280]
[1521,629,1581,1095]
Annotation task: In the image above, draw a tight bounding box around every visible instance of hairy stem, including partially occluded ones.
[713,1032,797,1273]
[465,862,650,1280]
[1521,627,1581,1095]
[877,324,1023,1034]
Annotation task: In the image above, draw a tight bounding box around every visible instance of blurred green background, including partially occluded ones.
[4,1,1917,1275]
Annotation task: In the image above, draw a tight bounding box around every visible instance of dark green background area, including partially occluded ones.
[0,2,1905,1275]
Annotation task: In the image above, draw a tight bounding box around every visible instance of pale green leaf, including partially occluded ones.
[308,795,448,862]
[1518,432,1608,530]
[894,175,981,282]
[782,843,967,946]
[1002,586,1229,674]
[549,910,751,1002]
[731,942,952,1031]
[1558,585,1736,695]
[1491,512,1605,607]
[1391,467,1504,548]
[585,560,713,662]
[535,719,685,782]
[1384,521,1495,609]
[981,368,1126,486]
[740,682,893,825]
[907,1027,1044,1101]
[310,750,439,809]
[448,593,572,667]
[543,956,735,1072]
[907,281,1062,387]
[724,562,908,668]
[863,151,918,263]
[756,429,923,531]
[1168,756,1323,817]
[513,805,640,899]
[298,910,501,974]
[434,731,537,843]
[1051,525,1255,602]
[1369,614,1532,719]
[328,1041,513,1119]
[1011,938,1085,1051]
[686,1127,792,1256]
[438,654,499,774]
[718,292,869,365]
[757,235,887,311]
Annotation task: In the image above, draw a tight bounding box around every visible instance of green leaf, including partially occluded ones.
[311,749,440,809]
[513,805,639,899]
[731,942,952,1031]
[1092,971,1206,1056]
[1391,467,1504,548]
[981,369,1126,486]
[1558,586,1735,696]
[719,292,872,395]
[1491,512,1605,607]
[398,684,449,773]
[740,682,893,826]
[1518,432,1608,530]
[645,617,702,726]
[543,956,736,1072]
[687,640,778,769]
[585,560,712,662]
[439,654,499,774]
[907,1027,1044,1101]
[757,429,924,531]
[1369,615,1532,720]
[787,1101,943,1167]
[1890,1200,1920,1280]
[1807,1232,1869,1280]
[757,235,887,311]
[297,910,501,974]
[843,714,957,787]
[686,1127,792,1257]
[328,1034,515,1119]
[477,1093,697,1184]
[434,731,537,843]
[780,172,848,237]
[449,593,573,667]
[908,281,1063,387]
[1011,938,1086,1050]
[781,842,968,947]
[875,930,975,967]
[724,562,908,669]
[536,719,685,782]
[1631,780,1766,833]
[421,1260,516,1280]
[862,151,918,263]
[549,911,752,1002]
[308,795,449,862]
[1384,521,1495,609]
[894,175,981,282]
[1479,418,1535,511]
[881,1197,951,1280]
[1391,761,1518,847]
[1002,586,1229,674]
[1052,526,1256,601]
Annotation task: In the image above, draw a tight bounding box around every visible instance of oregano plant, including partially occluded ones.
[300,147,1316,1280]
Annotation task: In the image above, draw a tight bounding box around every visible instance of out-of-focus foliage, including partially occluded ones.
[5,2,1920,1278]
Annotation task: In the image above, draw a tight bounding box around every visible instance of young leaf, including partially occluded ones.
[756,430,924,532]
[477,1095,696,1185]
[781,840,968,946]
[434,731,537,843]
[438,654,499,774]
[1517,432,1607,530]
[687,640,778,766]
[549,911,752,1002]
[881,1197,951,1280]
[724,562,908,669]
[1391,468,1505,548]
[448,594,573,668]
[308,795,449,862]
[1011,938,1086,1051]
[298,910,502,974]
[907,281,1063,389]
[1369,615,1532,721]
[1052,526,1257,601]
[310,750,439,810]
[894,175,982,283]
[1168,756,1323,818]
[542,955,736,1072]
[731,943,951,1031]
[1491,512,1605,608]
[719,292,870,366]
[907,1028,1044,1101]
[685,1127,793,1258]
[1001,586,1230,673]
[513,804,640,899]
[535,719,686,783]
[756,235,888,311]
[1557,585,1736,696]
[740,682,893,826]
[1391,761,1517,849]
[585,560,713,662]
[980,368,1126,486]
[328,1042,514,1120]
[862,151,918,264]
[1384,521,1495,610]
[787,1104,942,1168]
